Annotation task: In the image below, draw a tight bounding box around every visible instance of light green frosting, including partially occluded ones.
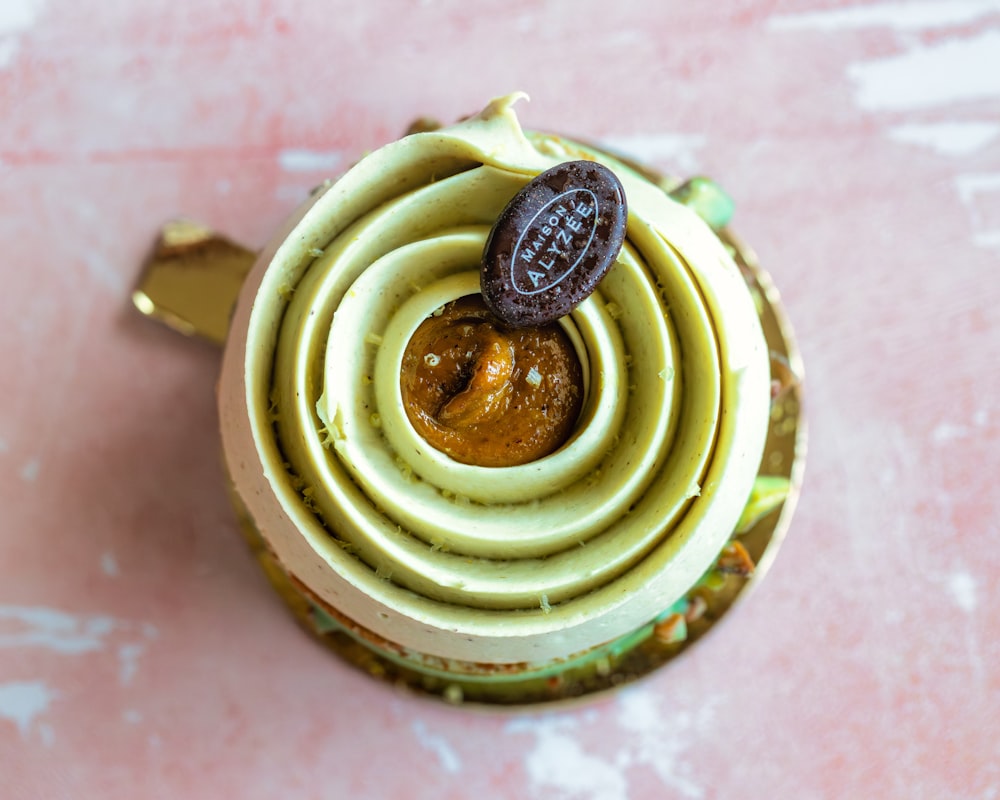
[219,94,772,665]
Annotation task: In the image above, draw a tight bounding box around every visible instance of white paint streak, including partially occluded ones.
[82,251,126,295]
[847,31,1000,111]
[769,1,1000,32]
[411,719,462,774]
[0,0,45,69]
[771,2,1000,255]
[932,422,973,443]
[517,717,628,800]
[0,606,158,686]
[118,643,145,686]
[888,122,1000,156]
[956,172,1000,208]
[0,0,45,33]
[955,172,1000,250]
[972,231,1000,248]
[509,695,715,800]
[931,407,990,443]
[101,551,120,577]
[615,688,714,798]
[0,606,114,654]
[38,722,55,747]
[277,149,343,173]
[598,133,705,173]
[0,40,16,68]
[948,571,978,613]
[19,457,40,482]
[0,681,57,739]
[943,570,988,689]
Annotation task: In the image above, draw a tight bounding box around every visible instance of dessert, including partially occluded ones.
[149,93,805,703]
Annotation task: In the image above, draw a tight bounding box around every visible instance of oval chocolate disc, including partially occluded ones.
[481,160,627,327]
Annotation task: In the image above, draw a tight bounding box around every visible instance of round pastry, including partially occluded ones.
[216,93,804,704]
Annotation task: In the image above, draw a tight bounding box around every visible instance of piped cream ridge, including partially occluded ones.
[218,94,770,664]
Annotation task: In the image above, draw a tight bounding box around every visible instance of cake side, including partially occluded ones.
[218,94,772,665]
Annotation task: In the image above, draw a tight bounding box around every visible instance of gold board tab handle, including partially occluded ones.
[132,219,256,345]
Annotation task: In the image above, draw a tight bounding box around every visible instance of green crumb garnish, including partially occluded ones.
[653,613,688,644]
[669,177,735,230]
[308,603,339,634]
[736,475,791,534]
[335,540,359,556]
[317,425,336,448]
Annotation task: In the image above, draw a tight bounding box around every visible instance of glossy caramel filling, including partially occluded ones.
[400,295,583,467]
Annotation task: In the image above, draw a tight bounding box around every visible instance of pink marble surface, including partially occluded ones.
[2,1,999,797]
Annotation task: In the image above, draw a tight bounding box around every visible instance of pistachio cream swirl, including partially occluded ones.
[218,94,770,665]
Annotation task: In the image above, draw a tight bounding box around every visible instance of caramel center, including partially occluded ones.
[400,296,584,467]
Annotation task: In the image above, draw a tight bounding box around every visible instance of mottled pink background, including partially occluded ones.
[2,1,999,798]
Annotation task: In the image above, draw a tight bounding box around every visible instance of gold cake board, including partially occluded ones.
[134,188,805,707]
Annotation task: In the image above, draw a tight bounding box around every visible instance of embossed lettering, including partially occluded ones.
[481,160,627,327]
